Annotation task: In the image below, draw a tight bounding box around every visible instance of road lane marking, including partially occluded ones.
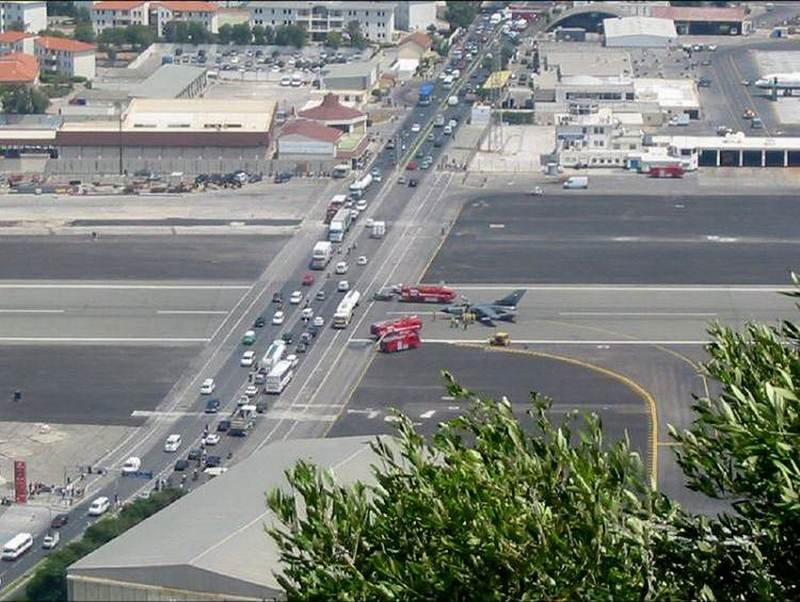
[420,410,436,419]
[558,312,718,317]
[156,310,229,315]
[387,310,436,315]
[131,411,208,417]
[350,338,708,345]
[0,284,250,289]
[0,337,210,343]
[448,285,790,292]
[0,309,65,314]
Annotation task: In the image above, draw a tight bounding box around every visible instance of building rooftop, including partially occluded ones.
[281,119,344,143]
[248,1,397,9]
[542,45,632,78]
[0,31,35,43]
[323,60,378,81]
[121,98,274,132]
[68,436,386,601]
[0,53,38,84]
[399,31,432,50]
[603,16,677,40]
[35,36,96,53]
[650,5,747,22]
[154,1,218,12]
[130,64,206,99]
[634,78,699,109]
[298,92,364,122]
[654,133,800,151]
[92,0,147,10]
[73,88,131,103]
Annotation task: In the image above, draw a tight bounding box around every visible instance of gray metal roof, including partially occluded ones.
[130,64,207,99]
[68,436,386,601]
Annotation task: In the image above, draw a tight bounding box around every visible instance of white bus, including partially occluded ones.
[2,533,33,560]
[333,290,361,328]
[261,340,286,370]
[265,359,294,394]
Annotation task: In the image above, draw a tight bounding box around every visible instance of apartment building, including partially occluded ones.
[0,30,35,54]
[249,1,397,42]
[34,36,96,80]
[151,1,219,37]
[0,1,46,34]
[91,0,151,35]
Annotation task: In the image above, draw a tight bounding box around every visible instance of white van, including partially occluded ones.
[563,176,589,189]
[2,533,33,560]
[88,496,110,517]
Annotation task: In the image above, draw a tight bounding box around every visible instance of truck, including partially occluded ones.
[349,173,373,194]
[265,359,294,394]
[333,290,361,328]
[371,220,386,239]
[380,330,421,353]
[311,241,333,270]
[370,315,423,339]
[418,82,435,106]
[332,164,351,179]
[261,340,286,371]
[229,405,257,436]
[324,194,346,224]
[399,285,457,304]
[328,208,353,242]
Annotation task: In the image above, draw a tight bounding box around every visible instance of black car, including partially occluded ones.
[205,398,220,414]
[216,419,231,432]
[296,341,308,353]
[409,179,418,187]
[187,448,203,461]
[174,459,190,472]
[205,455,222,468]
[282,332,294,344]
[300,332,313,344]
[272,292,283,304]
[254,316,266,328]
[306,324,319,337]
[274,172,292,184]
[51,513,69,529]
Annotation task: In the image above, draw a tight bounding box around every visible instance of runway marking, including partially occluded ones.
[447,285,790,292]
[156,310,229,316]
[350,338,708,345]
[131,410,207,418]
[420,410,436,419]
[387,310,436,315]
[441,395,455,401]
[558,312,718,317]
[0,336,210,343]
[0,309,65,314]
[268,411,338,422]
[0,284,250,290]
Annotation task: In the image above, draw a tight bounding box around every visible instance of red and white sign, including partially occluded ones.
[14,460,26,504]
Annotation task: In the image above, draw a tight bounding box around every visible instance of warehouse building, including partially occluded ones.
[650,5,751,36]
[129,64,207,100]
[67,436,385,601]
[653,133,800,169]
[603,16,677,48]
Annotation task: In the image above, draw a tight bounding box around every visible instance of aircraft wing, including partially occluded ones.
[472,305,499,325]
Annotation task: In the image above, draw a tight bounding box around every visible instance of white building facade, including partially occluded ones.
[151,1,219,37]
[34,36,96,80]
[603,16,677,48]
[91,0,150,35]
[395,1,437,32]
[249,1,397,42]
[0,1,46,34]
[555,107,644,168]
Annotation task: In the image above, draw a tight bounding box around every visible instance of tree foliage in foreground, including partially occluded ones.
[267,276,800,600]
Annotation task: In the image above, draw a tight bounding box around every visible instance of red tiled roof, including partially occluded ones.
[92,1,147,11]
[400,31,432,50]
[298,93,364,122]
[0,31,35,44]
[36,36,96,53]
[650,5,746,22]
[280,120,343,144]
[0,53,38,84]
[154,1,217,13]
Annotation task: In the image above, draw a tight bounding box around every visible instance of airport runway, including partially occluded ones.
[425,194,800,285]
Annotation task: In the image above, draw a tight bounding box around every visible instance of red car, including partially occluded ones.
[302,273,314,286]
[406,161,417,171]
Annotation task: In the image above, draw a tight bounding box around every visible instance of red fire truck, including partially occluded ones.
[370,315,423,339]
[379,330,421,353]
[648,165,684,178]
[398,285,457,304]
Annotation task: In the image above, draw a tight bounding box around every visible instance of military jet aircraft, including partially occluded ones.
[440,290,526,325]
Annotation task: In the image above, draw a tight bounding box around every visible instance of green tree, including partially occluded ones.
[230,23,252,45]
[1,86,50,114]
[39,28,68,38]
[46,1,76,17]
[98,27,127,47]
[252,24,267,45]
[75,4,91,23]
[217,23,233,45]
[445,0,481,30]
[346,20,366,49]
[74,21,95,43]
[325,31,343,49]
[274,24,306,48]
[125,24,155,49]
[186,21,211,44]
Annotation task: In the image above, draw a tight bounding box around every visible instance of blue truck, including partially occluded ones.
[418,82,435,106]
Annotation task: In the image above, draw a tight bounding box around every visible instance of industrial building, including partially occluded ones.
[650,5,751,36]
[67,436,385,601]
[129,64,207,100]
[653,133,800,169]
[603,16,677,48]
[321,61,380,105]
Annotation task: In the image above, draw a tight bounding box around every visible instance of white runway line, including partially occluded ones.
[156,310,229,315]
[0,337,210,343]
[131,410,207,418]
[0,284,250,290]
[449,285,790,292]
[351,338,709,345]
[558,312,718,317]
[0,309,65,314]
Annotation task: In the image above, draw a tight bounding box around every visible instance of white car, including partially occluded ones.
[365,218,374,228]
[448,119,458,129]
[164,434,182,452]
[290,290,303,304]
[245,384,259,398]
[272,310,285,325]
[121,456,141,474]
[356,199,368,211]
[301,307,314,320]
[286,353,299,368]
[337,280,350,292]
[313,316,324,327]
[240,350,256,367]
[200,378,215,394]
[203,433,220,446]
[357,255,368,266]
[411,123,421,133]
[42,531,60,549]
[335,261,349,275]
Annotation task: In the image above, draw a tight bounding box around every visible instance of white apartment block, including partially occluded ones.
[34,36,96,80]
[91,0,151,35]
[395,1,437,32]
[0,30,35,54]
[249,1,397,42]
[0,1,47,34]
[152,1,219,37]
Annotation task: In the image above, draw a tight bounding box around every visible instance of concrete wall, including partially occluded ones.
[73,52,96,80]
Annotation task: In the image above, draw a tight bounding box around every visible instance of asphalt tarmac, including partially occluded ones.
[425,194,800,285]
